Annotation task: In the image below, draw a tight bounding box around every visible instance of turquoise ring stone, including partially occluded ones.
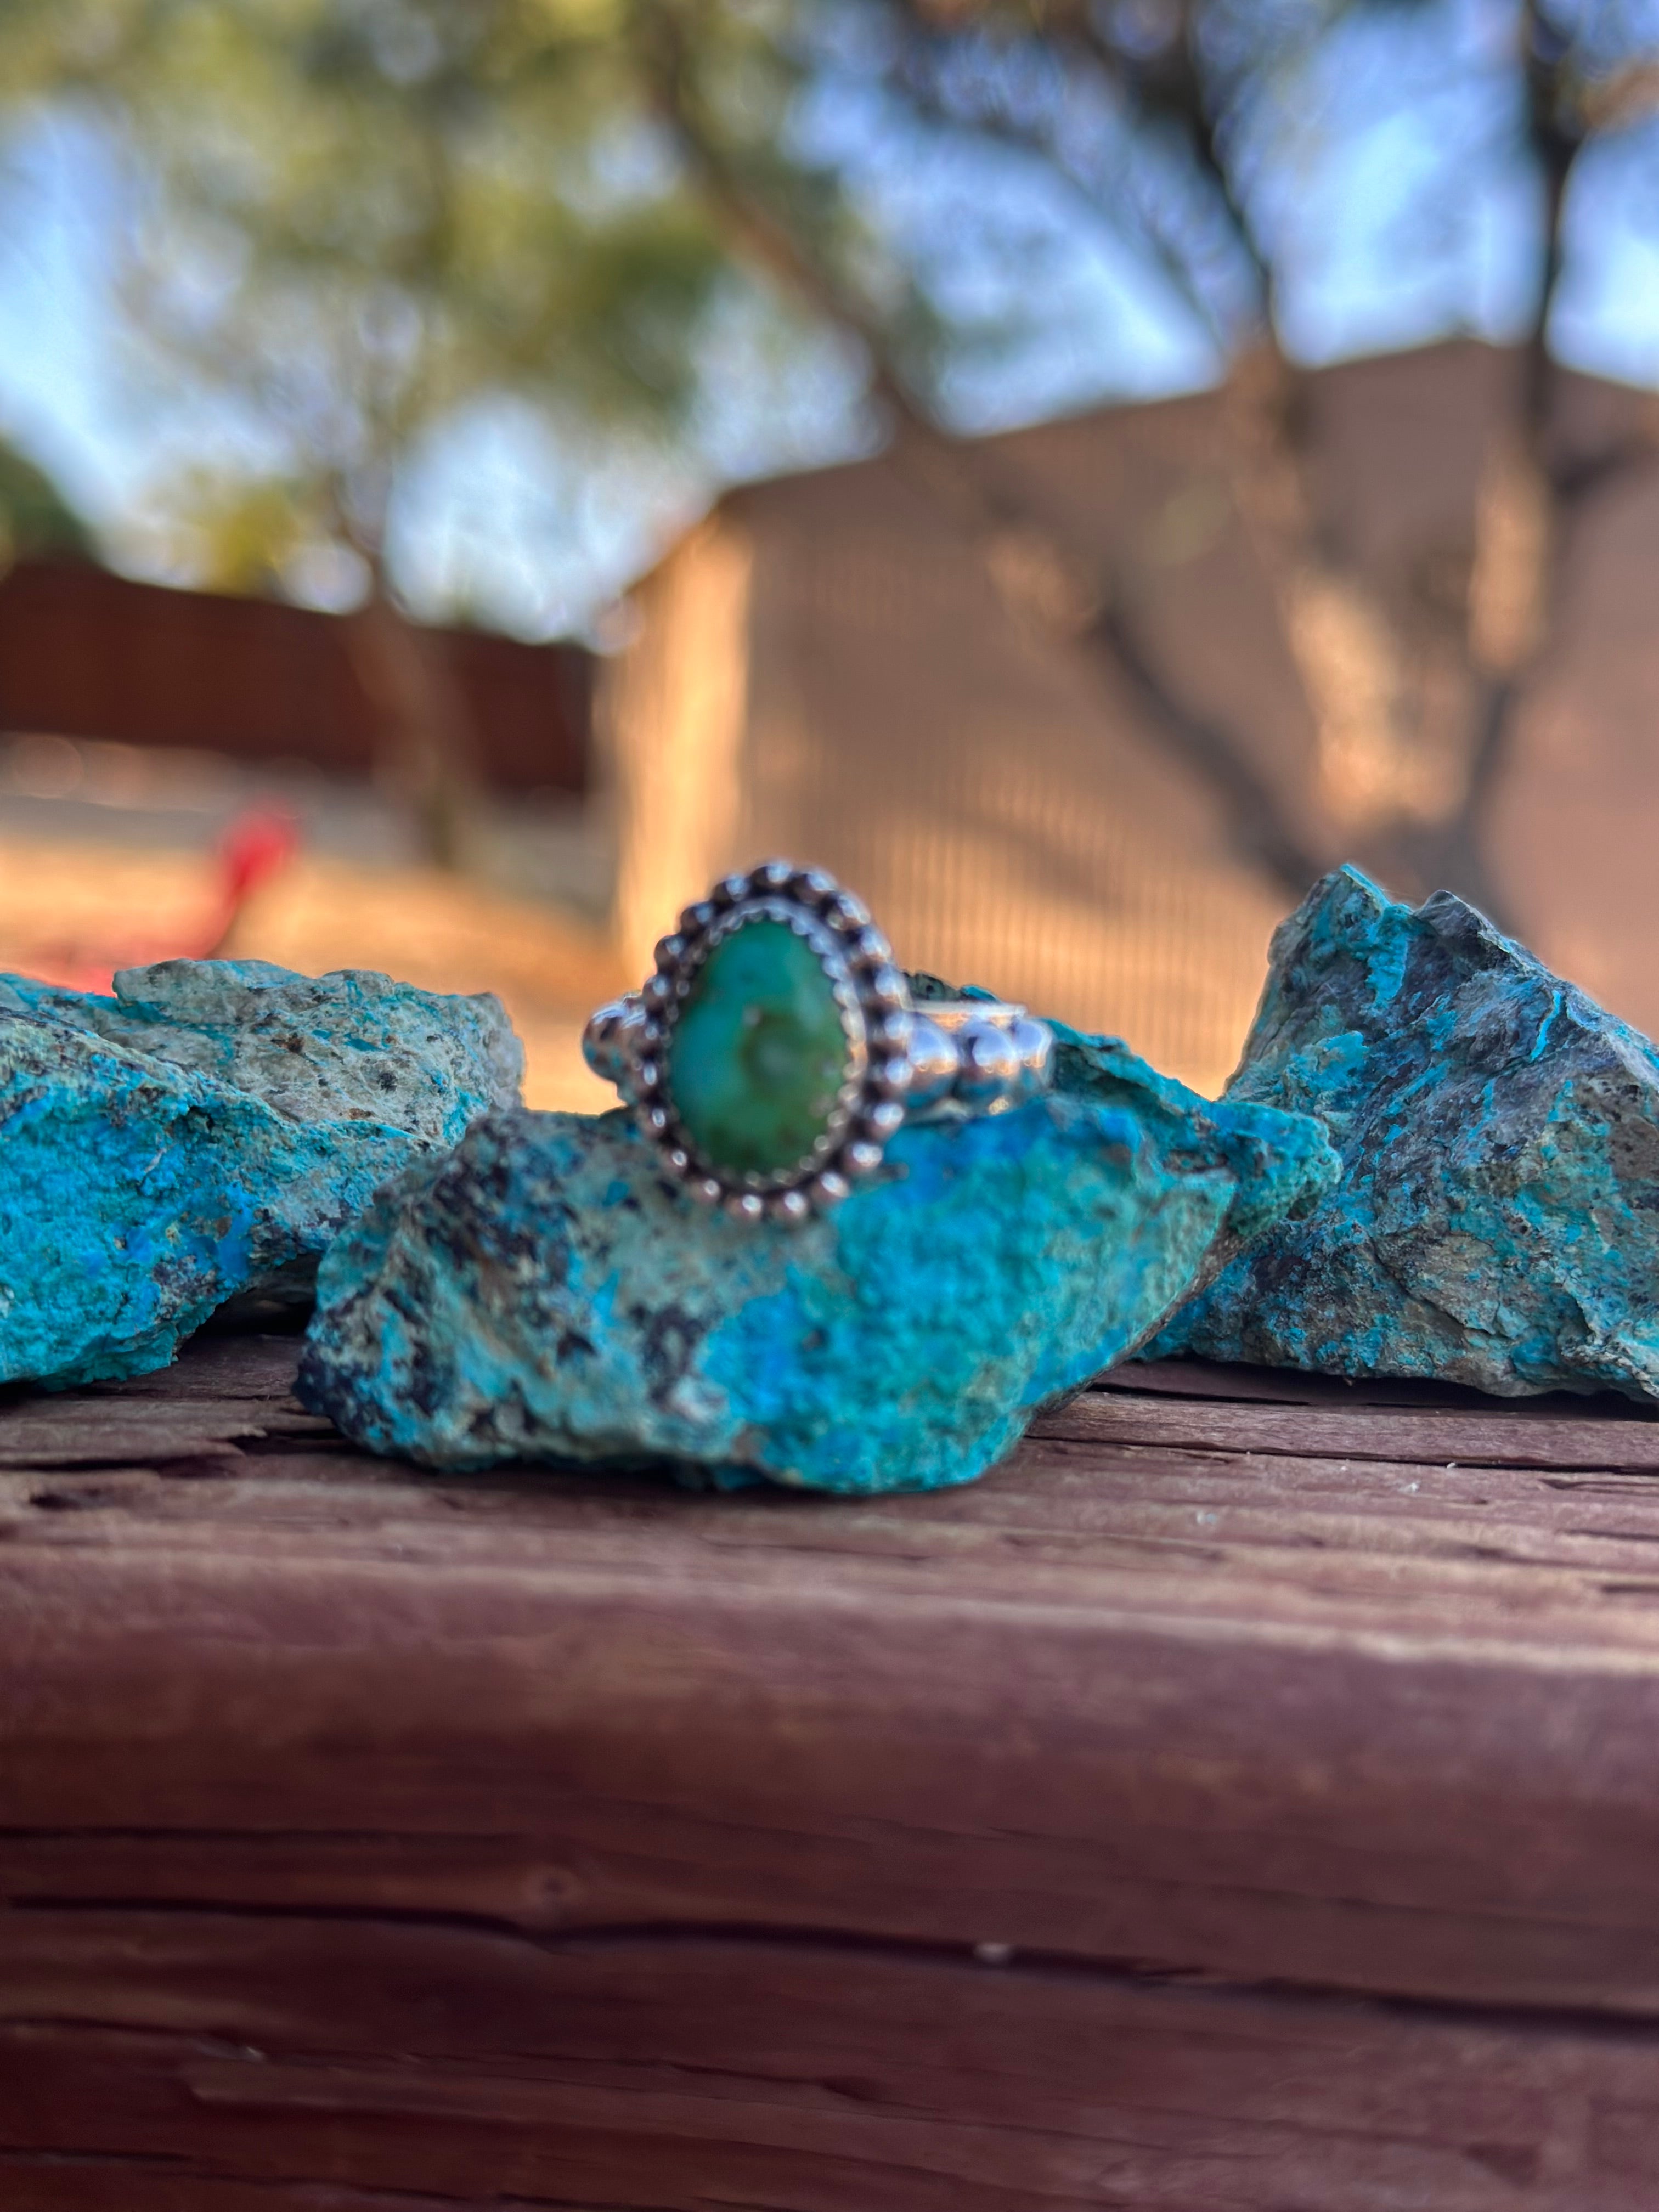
[584,860,1053,1223]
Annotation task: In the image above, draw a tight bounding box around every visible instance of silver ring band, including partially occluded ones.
[583,860,1053,1222]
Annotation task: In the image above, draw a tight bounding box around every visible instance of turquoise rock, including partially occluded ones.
[0,958,521,1389]
[298,1012,1339,1492]
[1148,867,1659,1400]
[668,916,849,1176]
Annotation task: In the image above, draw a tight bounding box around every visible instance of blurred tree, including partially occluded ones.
[3,0,1655,909]
[143,468,331,600]
[630,0,1659,922]
[0,433,95,569]
[0,0,837,862]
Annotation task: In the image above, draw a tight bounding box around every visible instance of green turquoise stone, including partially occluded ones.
[667,917,850,1177]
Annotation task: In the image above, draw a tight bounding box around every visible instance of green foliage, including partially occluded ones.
[0,434,95,566]
[3,0,1646,618]
[0,0,866,597]
[141,465,329,595]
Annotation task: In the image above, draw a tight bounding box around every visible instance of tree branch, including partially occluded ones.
[884,31,1231,353]
[1070,2,1278,336]
[1431,2,1578,885]
[629,0,1327,900]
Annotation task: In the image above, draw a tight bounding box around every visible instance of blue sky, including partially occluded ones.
[2,0,1658,640]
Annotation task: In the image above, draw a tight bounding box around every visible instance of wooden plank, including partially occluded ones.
[7,1431,1659,2015]
[0,2174,481,2212]
[0,1394,333,1469]
[7,1334,1659,2205]
[1037,1384,1659,1469]
[1102,1353,1659,1416]
[0,1334,333,1471]
[76,1335,317,1403]
[9,1435,1659,1640]
[2,1933,1659,2209]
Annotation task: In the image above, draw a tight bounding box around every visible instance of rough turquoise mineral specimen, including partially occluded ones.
[1149,866,1659,1400]
[0,958,521,1389]
[298,1019,1338,1492]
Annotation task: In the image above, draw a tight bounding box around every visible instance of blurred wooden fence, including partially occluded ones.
[0,560,592,795]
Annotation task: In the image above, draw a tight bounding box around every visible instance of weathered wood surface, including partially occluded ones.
[9,1339,1659,2207]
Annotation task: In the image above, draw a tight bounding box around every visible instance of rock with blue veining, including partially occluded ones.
[0,959,522,1389]
[1149,866,1659,1401]
[298,1019,1339,1493]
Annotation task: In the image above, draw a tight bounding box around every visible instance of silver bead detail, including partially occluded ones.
[583,996,658,1096]
[955,1023,1021,1105]
[905,1015,960,1108]
[827,890,871,931]
[580,1001,625,1083]
[1009,1016,1054,1100]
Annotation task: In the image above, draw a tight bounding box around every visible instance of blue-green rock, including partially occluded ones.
[298,1018,1338,1493]
[1149,866,1659,1400]
[0,958,521,1389]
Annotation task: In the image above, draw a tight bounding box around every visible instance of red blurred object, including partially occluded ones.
[17,807,301,994]
[205,810,302,949]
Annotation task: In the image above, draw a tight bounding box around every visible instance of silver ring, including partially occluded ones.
[582,859,1053,1222]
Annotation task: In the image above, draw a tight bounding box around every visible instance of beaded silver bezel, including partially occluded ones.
[629,860,913,1222]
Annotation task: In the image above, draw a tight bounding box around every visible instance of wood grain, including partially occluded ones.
[1037,1383,1659,1468]
[9,1338,1659,2207]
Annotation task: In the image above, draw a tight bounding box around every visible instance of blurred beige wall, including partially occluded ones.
[600,486,1285,1099]
[604,517,753,981]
